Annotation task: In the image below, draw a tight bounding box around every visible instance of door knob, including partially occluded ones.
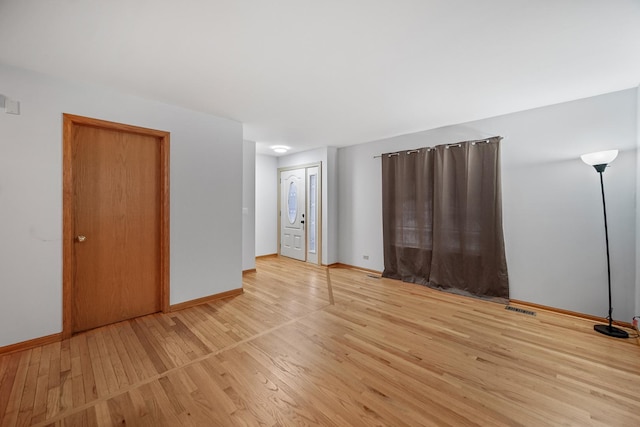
[76,235,86,242]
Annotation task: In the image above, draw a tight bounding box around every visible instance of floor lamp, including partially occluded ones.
[580,149,628,338]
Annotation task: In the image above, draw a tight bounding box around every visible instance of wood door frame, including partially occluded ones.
[62,113,170,339]
[277,162,322,265]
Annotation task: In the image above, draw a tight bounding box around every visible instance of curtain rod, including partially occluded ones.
[373,136,503,159]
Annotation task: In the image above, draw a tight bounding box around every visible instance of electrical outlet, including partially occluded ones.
[363,255,369,260]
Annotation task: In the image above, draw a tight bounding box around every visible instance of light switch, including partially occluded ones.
[5,99,20,115]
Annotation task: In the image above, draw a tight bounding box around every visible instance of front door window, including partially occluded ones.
[287,181,298,224]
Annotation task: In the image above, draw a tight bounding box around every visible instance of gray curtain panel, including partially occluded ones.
[382,137,509,299]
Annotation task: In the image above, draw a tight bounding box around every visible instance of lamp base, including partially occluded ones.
[594,324,629,338]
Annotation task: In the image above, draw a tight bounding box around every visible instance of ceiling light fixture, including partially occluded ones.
[271,145,290,154]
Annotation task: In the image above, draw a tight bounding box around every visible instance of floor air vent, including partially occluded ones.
[505,306,536,316]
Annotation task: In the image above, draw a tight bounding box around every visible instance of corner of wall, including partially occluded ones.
[635,85,640,319]
[242,140,256,271]
[255,154,279,256]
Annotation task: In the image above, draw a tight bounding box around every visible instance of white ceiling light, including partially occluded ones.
[271,145,290,154]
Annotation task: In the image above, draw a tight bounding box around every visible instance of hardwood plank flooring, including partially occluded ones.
[1,256,639,426]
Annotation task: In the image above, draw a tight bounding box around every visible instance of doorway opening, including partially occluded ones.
[278,163,321,265]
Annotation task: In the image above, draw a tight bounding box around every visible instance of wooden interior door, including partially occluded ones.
[63,114,170,335]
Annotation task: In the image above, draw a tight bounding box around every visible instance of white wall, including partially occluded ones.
[255,154,278,256]
[242,140,256,270]
[278,147,338,265]
[338,89,638,322]
[0,63,243,347]
[327,147,339,266]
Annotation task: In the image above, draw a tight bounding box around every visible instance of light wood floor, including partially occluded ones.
[1,257,639,426]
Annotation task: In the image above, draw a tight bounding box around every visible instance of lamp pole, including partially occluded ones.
[590,161,628,338]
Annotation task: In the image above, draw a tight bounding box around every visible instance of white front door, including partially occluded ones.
[280,168,306,261]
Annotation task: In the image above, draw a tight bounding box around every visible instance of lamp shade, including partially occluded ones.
[581,150,618,166]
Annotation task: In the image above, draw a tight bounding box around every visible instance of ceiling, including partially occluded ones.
[1,1,639,156]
